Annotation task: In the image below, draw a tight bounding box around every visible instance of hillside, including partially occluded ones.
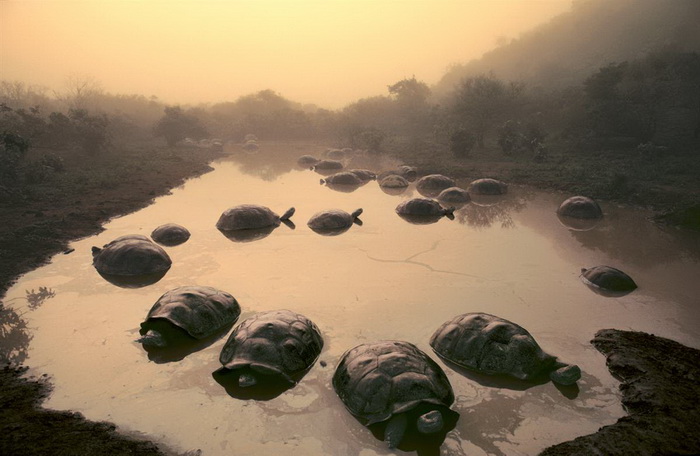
[434,0,700,96]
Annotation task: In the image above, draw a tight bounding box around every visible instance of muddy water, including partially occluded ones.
[5,143,700,456]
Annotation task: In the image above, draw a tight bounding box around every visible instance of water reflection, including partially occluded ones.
[557,214,602,231]
[323,182,364,194]
[26,287,56,310]
[0,287,55,365]
[398,213,454,225]
[212,366,311,401]
[97,270,167,288]
[453,194,529,229]
[139,322,234,364]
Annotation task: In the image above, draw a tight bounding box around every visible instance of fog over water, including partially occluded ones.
[1,0,571,107]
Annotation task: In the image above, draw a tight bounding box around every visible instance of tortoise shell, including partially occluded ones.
[92,234,172,276]
[416,174,456,197]
[297,155,319,166]
[581,266,637,294]
[307,209,362,232]
[437,187,471,204]
[313,159,344,170]
[430,312,559,381]
[347,169,377,182]
[141,286,240,340]
[396,198,450,216]
[557,196,602,219]
[379,175,409,189]
[219,309,323,383]
[216,205,294,231]
[322,172,363,186]
[467,178,508,195]
[151,223,191,246]
[332,340,457,426]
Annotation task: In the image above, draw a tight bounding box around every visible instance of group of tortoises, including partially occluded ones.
[87,147,639,451]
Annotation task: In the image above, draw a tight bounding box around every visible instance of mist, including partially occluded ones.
[2,0,571,108]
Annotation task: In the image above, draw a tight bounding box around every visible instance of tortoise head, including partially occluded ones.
[91,246,102,257]
[443,206,455,219]
[136,329,167,348]
[384,409,445,448]
[549,362,581,386]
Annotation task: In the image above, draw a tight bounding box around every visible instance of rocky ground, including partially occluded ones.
[1,141,698,455]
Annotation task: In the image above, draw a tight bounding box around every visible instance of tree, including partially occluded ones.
[153,106,208,146]
[453,74,523,148]
[449,128,476,158]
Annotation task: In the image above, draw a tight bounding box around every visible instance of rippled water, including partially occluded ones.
[4,143,700,456]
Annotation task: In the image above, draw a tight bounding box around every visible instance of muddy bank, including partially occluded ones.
[1,142,224,455]
[541,329,700,455]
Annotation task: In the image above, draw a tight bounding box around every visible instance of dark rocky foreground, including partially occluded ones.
[540,329,700,456]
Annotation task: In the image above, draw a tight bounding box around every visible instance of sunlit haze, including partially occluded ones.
[1,0,571,108]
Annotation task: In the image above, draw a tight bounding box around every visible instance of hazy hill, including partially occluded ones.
[434,0,700,95]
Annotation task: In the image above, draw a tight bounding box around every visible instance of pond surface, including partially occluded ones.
[4,143,700,456]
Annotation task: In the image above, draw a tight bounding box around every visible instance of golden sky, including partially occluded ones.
[1,0,571,108]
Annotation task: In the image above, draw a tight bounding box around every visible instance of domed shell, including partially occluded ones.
[437,187,471,204]
[416,174,456,196]
[581,266,637,294]
[379,175,409,189]
[141,286,241,339]
[92,234,172,276]
[321,171,363,186]
[430,313,559,381]
[313,159,344,170]
[332,341,457,426]
[398,165,418,182]
[151,223,191,246]
[216,205,294,231]
[324,149,346,160]
[307,209,362,231]
[396,198,451,216]
[467,178,508,195]
[557,196,602,219]
[348,169,377,182]
[219,309,323,383]
[297,155,319,166]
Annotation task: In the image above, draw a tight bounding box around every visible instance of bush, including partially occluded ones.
[449,128,476,158]
[0,132,30,183]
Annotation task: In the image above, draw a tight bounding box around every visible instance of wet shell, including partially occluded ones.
[332,340,457,426]
[557,196,602,219]
[313,159,344,171]
[379,175,409,188]
[430,313,561,381]
[216,205,293,231]
[92,234,171,276]
[307,209,362,231]
[347,169,377,182]
[297,155,319,166]
[151,223,191,246]
[219,309,323,383]
[395,198,450,216]
[581,266,637,293]
[416,174,456,195]
[467,178,508,195]
[322,171,363,186]
[141,286,241,340]
[437,187,471,204]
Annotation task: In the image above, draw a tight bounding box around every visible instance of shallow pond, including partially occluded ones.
[4,143,700,456]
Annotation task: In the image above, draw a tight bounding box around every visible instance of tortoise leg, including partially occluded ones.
[384,413,407,449]
[416,410,444,434]
[136,330,167,348]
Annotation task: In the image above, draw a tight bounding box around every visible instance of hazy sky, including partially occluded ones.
[1,0,571,108]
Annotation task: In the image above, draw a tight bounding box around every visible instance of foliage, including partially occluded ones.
[348,127,386,154]
[152,106,208,146]
[68,109,111,154]
[497,120,548,156]
[0,132,30,183]
[449,128,476,158]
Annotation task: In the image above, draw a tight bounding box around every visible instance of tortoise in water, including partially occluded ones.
[557,196,603,219]
[396,198,454,224]
[312,159,344,171]
[297,155,319,167]
[307,208,363,235]
[216,205,295,231]
[324,148,346,160]
[151,223,191,246]
[430,312,581,386]
[92,234,172,277]
[437,187,471,205]
[467,178,508,195]
[416,174,456,197]
[333,340,459,449]
[580,265,637,296]
[241,140,259,153]
[320,171,364,187]
[218,309,323,388]
[379,174,409,189]
[377,166,417,183]
[347,169,377,182]
[138,286,241,348]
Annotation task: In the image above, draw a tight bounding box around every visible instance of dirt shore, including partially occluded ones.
[1,141,699,455]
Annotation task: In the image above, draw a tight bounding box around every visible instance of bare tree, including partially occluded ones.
[55,74,103,111]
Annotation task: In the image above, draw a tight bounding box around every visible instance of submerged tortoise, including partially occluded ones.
[218,309,323,387]
[347,169,377,182]
[430,312,581,385]
[216,205,295,231]
[307,208,363,234]
[467,178,508,195]
[312,159,344,171]
[151,223,191,246]
[320,171,364,187]
[138,286,241,348]
[437,187,471,204]
[92,234,172,277]
[557,196,603,219]
[379,174,409,189]
[396,198,454,223]
[416,174,456,197]
[297,155,319,167]
[333,340,459,449]
[580,265,637,296]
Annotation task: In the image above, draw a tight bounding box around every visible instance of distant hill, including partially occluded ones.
[433,0,700,97]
